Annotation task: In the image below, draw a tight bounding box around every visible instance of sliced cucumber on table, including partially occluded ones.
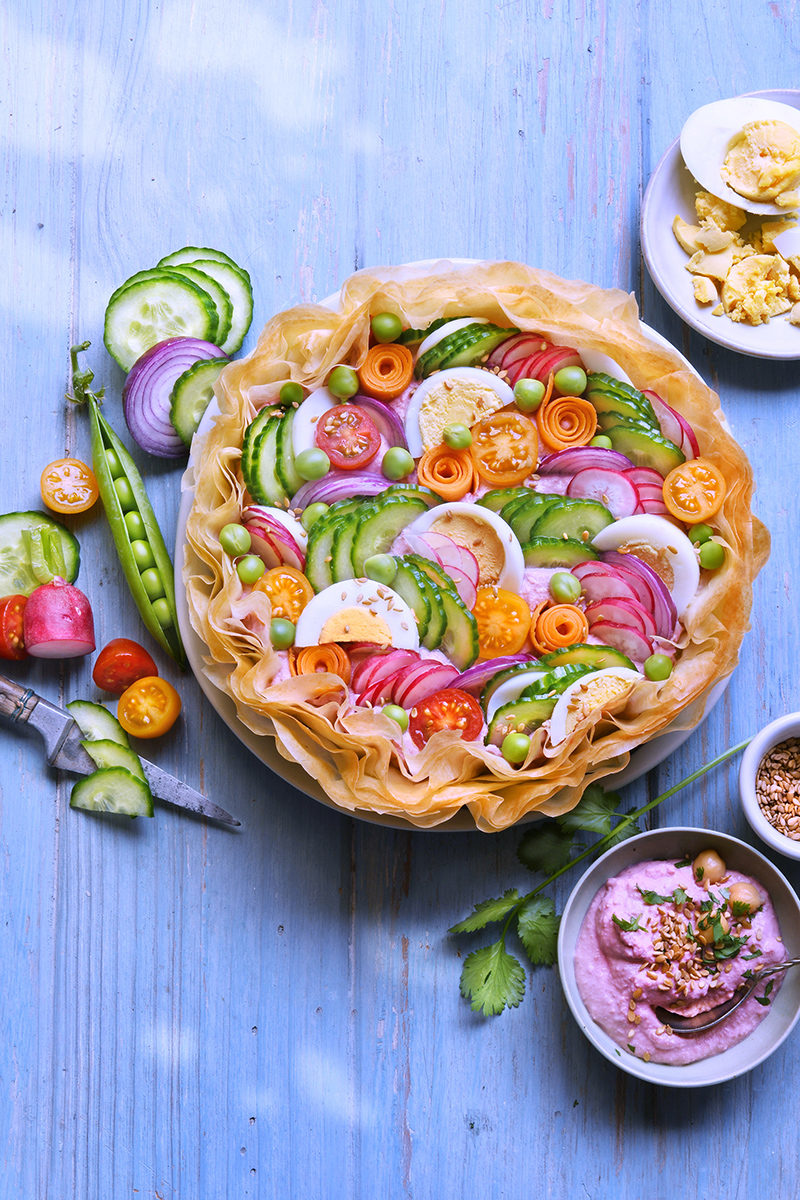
[80,738,148,782]
[67,698,131,747]
[0,511,80,596]
[162,265,233,348]
[70,767,154,818]
[170,357,228,446]
[104,274,219,371]
[156,247,253,354]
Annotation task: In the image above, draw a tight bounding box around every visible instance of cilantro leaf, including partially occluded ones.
[755,980,774,1007]
[613,913,642,932]
[674,857,691,869]
[517,895,560,965]
[672,887,688,905]
[743,948,763,960]
[517,824,575,874]
[459,941,526,1015]
[731,900,752,919]
[449,889,522,934]
[556,783,622,836]
[637,886,672,905]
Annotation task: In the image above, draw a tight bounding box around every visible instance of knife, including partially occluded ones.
[0,674,240,827]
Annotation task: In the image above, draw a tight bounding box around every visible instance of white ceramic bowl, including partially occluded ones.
[740,714,800,861]
[558,826,800,1087]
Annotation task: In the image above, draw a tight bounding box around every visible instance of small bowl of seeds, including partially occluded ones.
[740,714,800,860]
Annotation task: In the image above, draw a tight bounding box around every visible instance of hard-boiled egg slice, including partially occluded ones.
[485,670,548,723]
[416,317,489,359]
[548,666,641,745]
[591,514,700,618]
[294,579,420,650]
[292,387,337,456]
[404,367,514,457]
[680,97,800,215]
[403,502,525,592]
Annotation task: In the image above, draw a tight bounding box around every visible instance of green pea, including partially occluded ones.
[113,476,137,512]
[279,381,304,406]
[549,571,582,603]
[644,654,673,681]
[442,423,473,450]
[371,313,403,344]
[327,365,359,399]
[105,448,124,479]
[699,540,725,570]
[130,539,156,570]
[296,448,331,481]
[152,597,173,628]
[514,378,546,412]
[501,732,531,764]
[382,704,409,732]
[689,523,714,546]
[140,568,166,601]
[364,554,398,585]
[589,435,613,449]
[301,502,330,532]
[382,447,415,480]
[219,523,252,556]
[237,555,266,584]
[270,618,296,649]
[124,510,147,540]
[553,366,587,396]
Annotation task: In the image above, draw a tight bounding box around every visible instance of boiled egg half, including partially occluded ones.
[548,666,641,746]
[294,579,420,650]
[591,514,700,618]
[402,502,525,592]
[680,97,800,215]
[404,367,514,457]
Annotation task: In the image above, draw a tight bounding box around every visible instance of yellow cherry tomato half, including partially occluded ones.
[252,565,314,622]
[470,411,539,487]
[472,586,532,657]
[117,676,181,739]
[40,458,99,513]
[662,458,726,524]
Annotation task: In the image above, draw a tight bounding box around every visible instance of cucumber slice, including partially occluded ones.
[391,557,432,641]
[586,373,658,422]
[351,495,429,577]
[304,500,364,591]
[330,508,364,581]
[156,249,253,354]
[247,412,287,505]
[596,409,659,433]
[415,323,519,379]
[505,495,566,544]
[591,394,659,428]
[170,357,228,446]
[477,487,534,513]
[397,317,450,347]
[275,407,304,497]
[379,483,444,508]
[521,663,597,698]
[0,511,80,596]
[403,555,447,649]
[603,423,685,476]
[537,643,637,671]
[70,767,154,818]
[104,274,218,371]
[162,265,233,348]
[241,406,278,484]
[530,498,614,541]
[486,696,556,746]
[80,738,148,783]
[67,699,131,747]
[522,537,599,568]
[405,555,478,669]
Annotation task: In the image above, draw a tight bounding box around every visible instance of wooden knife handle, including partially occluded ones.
[0,675,39,722]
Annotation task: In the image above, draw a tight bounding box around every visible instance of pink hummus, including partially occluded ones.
[575,858,786,1065]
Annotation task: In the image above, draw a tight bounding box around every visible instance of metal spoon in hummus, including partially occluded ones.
[656,956,800,1034]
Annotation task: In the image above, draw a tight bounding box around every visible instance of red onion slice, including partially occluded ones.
[566,468,640,519]
[538,447,635,475]
[291,471,390,509]
[451,654,537,693]
[600,551,677,638]
[123,337,227,457]
[352,396,408,448]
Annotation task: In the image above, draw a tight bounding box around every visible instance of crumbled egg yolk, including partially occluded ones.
[722,254,799,324]
[721,120,800,206]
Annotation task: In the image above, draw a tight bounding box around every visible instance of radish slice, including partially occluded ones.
[566,468,640,519]
[577,572,643,606]
[243,515,305,571]
[588,620,653,662]
[624,466,665,489]
[643,390,699,459]
[393,662,460,708]
[23,578,96,658]
[489,332,548,369]
[352,648,420,694]
[539,447,635,475]
[600,551,677,637]
[585,597,657,638]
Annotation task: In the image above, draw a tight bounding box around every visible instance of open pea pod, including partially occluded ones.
[69,343,187,668]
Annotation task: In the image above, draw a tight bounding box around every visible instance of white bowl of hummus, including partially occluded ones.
[558,827,800,1087]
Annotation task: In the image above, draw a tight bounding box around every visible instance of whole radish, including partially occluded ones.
[23,577,96,658]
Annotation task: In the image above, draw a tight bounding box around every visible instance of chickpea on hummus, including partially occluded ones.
[574,849,786,1065]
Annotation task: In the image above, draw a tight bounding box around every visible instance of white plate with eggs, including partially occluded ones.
[642,90,800,358]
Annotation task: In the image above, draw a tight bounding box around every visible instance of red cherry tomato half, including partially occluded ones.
[92,638,159,695]
[314,404,381,470]
[0,595,28,660]
[408,687,484,749]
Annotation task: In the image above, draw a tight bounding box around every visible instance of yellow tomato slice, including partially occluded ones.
[41,459,99,513]
[253,565,314,622]
[470,411,539,487]
[118,677,181,738]
[472,586,532,657]
[662,458,726,524]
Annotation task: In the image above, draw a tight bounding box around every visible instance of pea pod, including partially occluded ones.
[69,343,186,667]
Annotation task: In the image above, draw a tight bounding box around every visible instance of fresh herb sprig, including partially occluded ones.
[449,739,751,1016]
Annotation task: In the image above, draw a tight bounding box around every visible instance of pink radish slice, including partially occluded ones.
[357,678,397,707]
[624,466,665,489]
[635,484,668,502]
[576,571,643,606]
[588,621,653,662]
[639,498,669,515]
[23,578,96,658]
[566,468,639,519]
[242,525,287,570]
[243,515,305,570]
[599,561,657,612]
[443,566,478,610]
[533,346,583,383]
[539,447,635,475]
[455,544,480,586]
[491,333,548,369]
[393,662,460,708]
[642,390,699,459]
[572,560,623,581]
[585,597,657,638]
[351,648,420,693]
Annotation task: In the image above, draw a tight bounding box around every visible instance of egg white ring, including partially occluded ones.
[485,670,549,724]
[548,666,642,746]
[292,387,338,456]
[591,514,700,618]
[405,501,525,593]
[294,580,420,650]
[403,367,515,458]
[680,97,800,215]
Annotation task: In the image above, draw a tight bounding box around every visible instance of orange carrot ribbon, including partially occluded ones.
[530,604,589,654]
[416,444,476,500]
[357,343,415,400]
[291,644,352,684]
[536,390,598,452]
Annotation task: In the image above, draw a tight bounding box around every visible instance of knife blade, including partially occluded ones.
[0,674,240,827]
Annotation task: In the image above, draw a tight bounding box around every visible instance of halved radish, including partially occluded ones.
[588,620,653,661]
[566,468,639,519]
[243,514,305,571]
[23,578,96,658]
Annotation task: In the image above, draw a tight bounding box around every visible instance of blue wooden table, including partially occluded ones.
[3,2,800,1196]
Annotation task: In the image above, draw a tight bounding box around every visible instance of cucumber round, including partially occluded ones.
[522,537,599,568]
[536,643,637,672]
[67,699,130,748]
[104,273,218,371]
[170,357,228,446]
[162,265,233,348]
[70,767,154,818]
[0,511,80,596]
[156,249,253,354]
